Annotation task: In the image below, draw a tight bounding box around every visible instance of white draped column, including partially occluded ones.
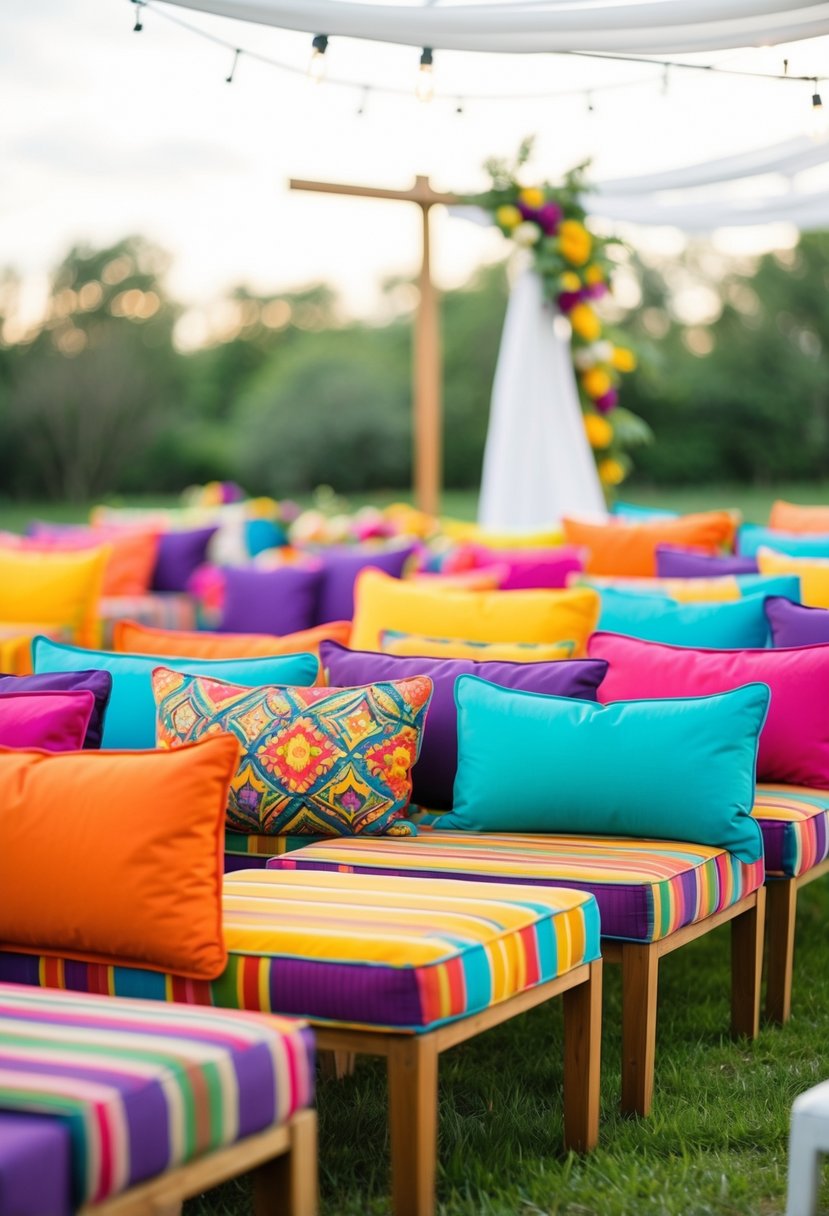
[478,269,606,531]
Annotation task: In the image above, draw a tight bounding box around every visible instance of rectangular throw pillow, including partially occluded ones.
[32,637,320,749]
[25,524,160,597]
[455,544,585,590]
[0,670,112,749]
[350,568,600,656]
[312,542,418,623]
[588,631,829,788]
[321,640,608,810]
[0,734,240,978]
[380,632,576,662]
[152,667,433,836]
[113,618,352,659]
[596,587,775,648]
[764,595,829,647]
[0,690,95,752]
[757,548,829,608]
[656,545,759,578]
[152,525,218,592]
[218,564,323,635]
[442,675,768,863]
[769,500,829,534]
[562,511,737,577]
[0,547,110,647]
[739,524,829,559]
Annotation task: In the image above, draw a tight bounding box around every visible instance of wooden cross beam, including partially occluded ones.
[290,175,459,517]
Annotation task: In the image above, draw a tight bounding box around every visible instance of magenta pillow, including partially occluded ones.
[588,630,829,788]
[656,545,759,578]
[0,690,95,751]
[0,670,112,749]
[311,544,419,624]
[320,640,608,809]
[462,544,586,590]
[219,564,324,635]
[765,596,829,647]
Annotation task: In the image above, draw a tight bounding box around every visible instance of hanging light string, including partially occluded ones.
[134,0,825,107]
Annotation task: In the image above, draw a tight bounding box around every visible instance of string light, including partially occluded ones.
[131,0,144,33]
[226,48,240,83]
[416,47,434,102]
[586,91,595,113]
[308,34,328,84]
[455,98,465,116]
[356,85,369,116]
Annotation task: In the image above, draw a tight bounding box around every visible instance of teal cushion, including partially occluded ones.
[443,676,769,863]
[733,574,800,599]
[597,588,775,647]
[739,525,829,558]
[611,502,678,520]
[32,638,319,749]
[580,574,799,601]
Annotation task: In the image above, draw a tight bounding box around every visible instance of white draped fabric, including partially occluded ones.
[161,0,829,53]
[478,269,605,530]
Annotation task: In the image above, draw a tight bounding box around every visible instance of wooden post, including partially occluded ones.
[289,176,458,517]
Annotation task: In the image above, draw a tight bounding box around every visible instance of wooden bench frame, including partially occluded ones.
[80,1108,317,1216]
[602,887,766,1117]
[765,859,829,1024]
[315,958,602,1216]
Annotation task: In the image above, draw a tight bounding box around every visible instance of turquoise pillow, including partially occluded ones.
[733,574,800,599]
[580,574,799,601]
[443,676,769,863]
[32,637,319,749]
[597,588,775,647]
[611,502,678,520]
[739,525,829,559]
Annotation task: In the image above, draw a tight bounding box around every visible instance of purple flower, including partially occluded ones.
[595,389,619,414]
[518,201,539,221]
[537,202,563,236]
[586,282,609,300]
[557,289,589,313]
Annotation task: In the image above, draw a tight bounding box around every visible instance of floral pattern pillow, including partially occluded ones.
[152,667,432,837]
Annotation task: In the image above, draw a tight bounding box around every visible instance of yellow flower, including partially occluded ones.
[519,187,545,209]
[611,346,637,373]
[584,414,613,449]
[585,264,605,286]
[496,204,522,230]
[599,458,626,487]
[582,367,613,400]
[570,303,601,342]
[559,219,592,266]
[560,272,582,292]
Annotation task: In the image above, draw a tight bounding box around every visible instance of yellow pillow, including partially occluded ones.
[575,574,740,602]
[757,547,829,607]
[439,518,564,548]
[351,569,600,656]
[0,548,110,647]
[381,632,576,662]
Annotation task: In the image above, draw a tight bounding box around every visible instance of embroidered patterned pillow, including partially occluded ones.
[152,667,433,837]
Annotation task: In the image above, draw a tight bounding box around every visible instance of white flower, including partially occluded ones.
[574,347,597,371]
[593,340,614,363]
[512,221,542,248]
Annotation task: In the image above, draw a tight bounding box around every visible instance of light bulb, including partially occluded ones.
[308,34,328,84]
[809,87,828,141]
[417,48,434,102]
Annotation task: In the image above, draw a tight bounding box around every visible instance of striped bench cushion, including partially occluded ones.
[0,983,314,1209]
[0,872,600,1034]
[269,833,764,944]
[98,593,196,648]
[224,833,322,872]
[753,784,829,878]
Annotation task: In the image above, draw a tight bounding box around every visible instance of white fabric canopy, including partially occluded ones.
[161,0,829,53]
[478,269,605,529]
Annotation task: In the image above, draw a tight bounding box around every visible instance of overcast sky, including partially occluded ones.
[3,1,828,344]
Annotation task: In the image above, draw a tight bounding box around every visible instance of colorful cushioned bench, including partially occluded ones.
[269,832,766,1118]
[753,784,829,1023]
[0,870,603,1216]
[0,982,317,1216]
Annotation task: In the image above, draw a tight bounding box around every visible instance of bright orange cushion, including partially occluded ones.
[769,500,829,533]
[0,547,110,647]
[113,619,353,659]
[19,529,160,597]
[562,512,737,577]
[0,734,240,979]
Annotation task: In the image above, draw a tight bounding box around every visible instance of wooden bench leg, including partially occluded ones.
[620,942,658,1118]
[253,1109,318,1216]
[731,887,765,1039]
[387,1035,439,1216]
[562,958,602,1152]
[765,879,798,1025]
[318,1050,357,1080]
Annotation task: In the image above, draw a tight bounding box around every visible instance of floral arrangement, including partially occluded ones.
[468,139,651,489]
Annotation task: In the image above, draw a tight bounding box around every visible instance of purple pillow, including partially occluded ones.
[152,527,218,592]
[320,640,608,810]
[765,596,829,647]
[219,565,324,635]
[656,545,759,578]
[0,669,112,749]
[312,544,418,624]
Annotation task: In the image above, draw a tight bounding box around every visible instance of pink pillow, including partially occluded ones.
[450,544,586,590]
[587,631,829,788]
[0,690,96,752]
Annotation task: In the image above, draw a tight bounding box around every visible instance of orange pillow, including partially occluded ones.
[0,734,240,979]
[20,529,160,597]
[562,512,737,577]
[113,619,352,659]
[769,500,829,534]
